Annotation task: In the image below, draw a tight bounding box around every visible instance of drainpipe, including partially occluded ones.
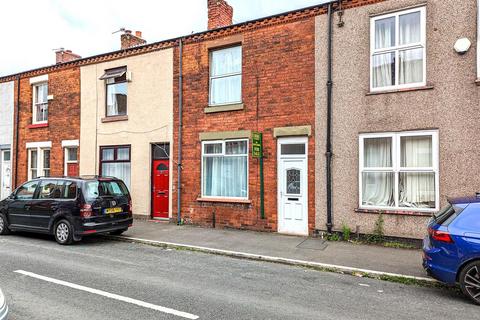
[325,2,335,233]
[14,76,20,188]
[177,38,184,225]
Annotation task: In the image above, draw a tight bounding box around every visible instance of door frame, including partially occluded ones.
[1,149,12,200]
[150,142,171,220]
[277,136,309,236]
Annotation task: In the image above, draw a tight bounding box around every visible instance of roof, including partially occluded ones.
[0,0,346,82]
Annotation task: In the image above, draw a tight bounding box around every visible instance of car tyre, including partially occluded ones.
[459,260,480,305]
[0,213,10,235]
[110,229,128,236]
[54,219,74,245]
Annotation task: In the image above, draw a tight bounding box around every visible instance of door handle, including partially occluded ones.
[25,205,31,210]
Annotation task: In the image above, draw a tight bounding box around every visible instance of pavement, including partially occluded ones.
[1,234,478,320]
[118,220,428,279]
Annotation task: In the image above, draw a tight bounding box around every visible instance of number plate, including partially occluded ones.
[104,207,122,214]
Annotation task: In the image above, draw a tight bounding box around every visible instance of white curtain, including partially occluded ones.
[399,48,423,85]
[102,163,131,190]
[399,136,434,208]
[399,12,420,45]
[362,138,394,206]
[107,83,127,116]
[373,18,394,88]
[107,84,119,116]
[210,46,242,105]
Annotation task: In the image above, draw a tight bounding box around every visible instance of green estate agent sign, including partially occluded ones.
[252,132,263,158]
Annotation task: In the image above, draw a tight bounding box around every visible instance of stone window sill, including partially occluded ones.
[366,85,434,96]
[28,123,48,129]
[197,197,252,204]
[475,79,480,86]
[355,208,433,217]
[101,115,128,123]
[204,103,244,114]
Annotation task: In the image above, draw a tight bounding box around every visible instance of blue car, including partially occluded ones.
[423,196,480,305]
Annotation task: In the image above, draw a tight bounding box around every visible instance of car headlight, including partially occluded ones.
[0,288,5,308]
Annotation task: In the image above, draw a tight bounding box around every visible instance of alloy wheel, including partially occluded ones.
[56,223,69,243]
[464,265,480,304]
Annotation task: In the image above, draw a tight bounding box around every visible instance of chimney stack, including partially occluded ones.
[55,48,81,64]
[208,0,233,30]
[120,30,146,50]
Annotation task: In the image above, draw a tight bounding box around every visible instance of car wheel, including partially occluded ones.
[460,260,480,305]
[0,213,10,235]
[110,229,127,236]
[54,219,74,245]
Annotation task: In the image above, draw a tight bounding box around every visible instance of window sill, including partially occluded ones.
[197,197,252,204]
[204,103,244,114]
[101,115,128,123]
[28,123,48,129]
[366,85,434,96]
[475,79,480,86]
[355,208,433,217]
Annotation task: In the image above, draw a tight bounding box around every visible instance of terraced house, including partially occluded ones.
[1,0,479,240]
[315,0,480,239]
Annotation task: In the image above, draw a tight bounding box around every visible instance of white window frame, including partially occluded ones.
[201,138,249,200]
[64,147,78,176]
[359,130,439,212]
[209,46,243,106]
[370,6,427,92]
[28,147,51,180]
[32,82,48,124]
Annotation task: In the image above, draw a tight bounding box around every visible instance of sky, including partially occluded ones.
[0,0,327,77]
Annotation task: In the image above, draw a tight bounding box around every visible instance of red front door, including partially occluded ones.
[152,159,169,218]
[67,163,79,176]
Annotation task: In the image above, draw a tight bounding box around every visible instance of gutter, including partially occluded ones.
[177,38,184,225]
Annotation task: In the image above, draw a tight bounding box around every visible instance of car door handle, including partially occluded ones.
[24,205,31,210]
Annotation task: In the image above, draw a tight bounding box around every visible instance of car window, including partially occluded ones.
[84,181,129,200]
[56,181,77,199]
[16,181,39,200]
[452,205,480,233]
[39,180,58,199]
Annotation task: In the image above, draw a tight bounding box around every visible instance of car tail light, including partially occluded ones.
[428,227,454,243]
[80,204,93,218]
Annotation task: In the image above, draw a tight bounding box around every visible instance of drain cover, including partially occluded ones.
[296,238,328,251]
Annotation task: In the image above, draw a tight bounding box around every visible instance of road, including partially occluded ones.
[0,233,478,320]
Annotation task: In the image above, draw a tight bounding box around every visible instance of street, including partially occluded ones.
[0,234,478,320]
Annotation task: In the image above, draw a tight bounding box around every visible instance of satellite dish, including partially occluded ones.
[454,38,471,54]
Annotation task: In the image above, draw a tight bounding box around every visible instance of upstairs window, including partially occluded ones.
[33,82,48,124]
[370,7,426,91]
[209,46,242,106]
[100,67,128,117]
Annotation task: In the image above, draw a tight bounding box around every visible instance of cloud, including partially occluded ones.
[0,0,326,77]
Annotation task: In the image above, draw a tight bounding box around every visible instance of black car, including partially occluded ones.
[0,176,133,245]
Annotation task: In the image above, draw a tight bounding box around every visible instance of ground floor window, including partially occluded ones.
[201,139,248,199]
[28,147,50,180]
[359,130,438,211]
[100,145,131,189]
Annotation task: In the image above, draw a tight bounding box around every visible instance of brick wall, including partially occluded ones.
[13,67,80,186]
[173,17,317,233]
[208,0,233,30]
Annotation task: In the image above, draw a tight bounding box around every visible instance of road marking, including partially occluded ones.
[14,270,199,320]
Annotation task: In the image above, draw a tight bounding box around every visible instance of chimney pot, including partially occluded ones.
[207,0,233,30]
[135,31,142,38]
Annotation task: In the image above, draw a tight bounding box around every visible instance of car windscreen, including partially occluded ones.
[84,181,129,200]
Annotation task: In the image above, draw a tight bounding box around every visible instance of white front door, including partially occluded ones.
[278,137,308,236]
[1,150,12,200]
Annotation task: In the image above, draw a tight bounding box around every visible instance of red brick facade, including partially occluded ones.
[13,67,80,187]
[208,0,233,30]
[172,16,317,233]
